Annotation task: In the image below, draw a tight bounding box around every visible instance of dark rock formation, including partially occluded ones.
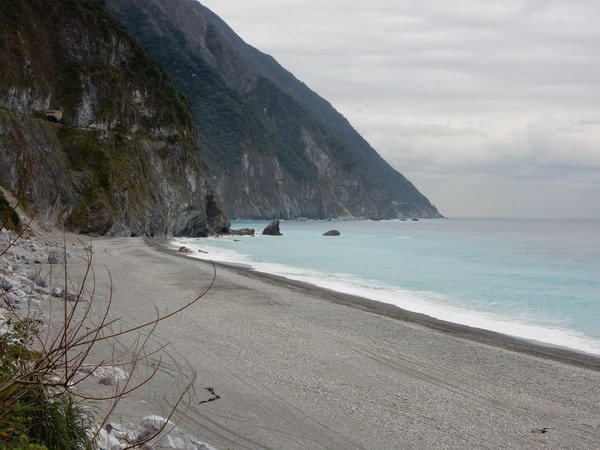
[230,228,255,236]
[323,230,340,236]
[262,220,282,236]
[205,192,231,234]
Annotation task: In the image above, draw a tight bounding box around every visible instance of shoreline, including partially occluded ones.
[151,237,600,372]
[67,235,600,448]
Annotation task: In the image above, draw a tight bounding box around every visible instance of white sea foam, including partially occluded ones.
[171,238,600,356]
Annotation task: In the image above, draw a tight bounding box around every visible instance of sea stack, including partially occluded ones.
[262,220,282,236]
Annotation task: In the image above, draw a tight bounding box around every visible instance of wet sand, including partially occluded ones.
[66,236,600,449]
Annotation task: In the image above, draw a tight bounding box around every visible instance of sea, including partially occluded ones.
[172,218,600,356]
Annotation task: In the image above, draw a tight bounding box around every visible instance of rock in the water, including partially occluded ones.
[230,228,255,236]
[323,230,340,236]
[412,218,419,221]
[138,415,216,450]
[262,220,282,236]
[178,246,193,254]
[205,192,231,234]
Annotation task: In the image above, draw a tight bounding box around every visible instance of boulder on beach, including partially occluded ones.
[262,220,282,236]
[137,415,216,450]
[178,246,193,254]
[412,218,419,222]
[230,228,255,236]
[323,230,340,236]
[48,251,71,264]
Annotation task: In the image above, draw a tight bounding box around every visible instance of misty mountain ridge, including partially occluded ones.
[107,0,441,220]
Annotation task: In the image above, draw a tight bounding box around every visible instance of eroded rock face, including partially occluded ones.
[107,0,443,220]
[0,0,227,237]
[262,220,282,236]
[205,192,230,235]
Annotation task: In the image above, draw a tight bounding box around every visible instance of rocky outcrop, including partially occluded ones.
[323,230,340,236]
[262,220,282,236]
[0,228,74,310]
[204,192,230,234]
[0,0,227,237]
[230,228,255,236]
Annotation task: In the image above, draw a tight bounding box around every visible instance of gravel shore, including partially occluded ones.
[62,235,600,449]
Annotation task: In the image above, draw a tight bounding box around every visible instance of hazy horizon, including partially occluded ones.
[200,0,600,219]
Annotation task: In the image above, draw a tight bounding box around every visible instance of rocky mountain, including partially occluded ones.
[107,0,441,219]
[0,0,228,236]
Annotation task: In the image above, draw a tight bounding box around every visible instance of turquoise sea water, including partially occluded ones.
[173,218,600,355]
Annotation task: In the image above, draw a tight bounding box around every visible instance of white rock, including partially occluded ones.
[138,415,216,450]
[92,366,129,386]
[106,422,138,442]
[95,428,122,450]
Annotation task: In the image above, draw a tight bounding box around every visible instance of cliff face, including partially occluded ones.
[0,0,224,236]
[107,0,441,219]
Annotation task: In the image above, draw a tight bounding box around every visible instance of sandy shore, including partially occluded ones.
[62,235,600,449]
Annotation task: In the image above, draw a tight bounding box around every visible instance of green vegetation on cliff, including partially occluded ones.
[109,3,328,181]
[0,0,194,134]
[0,0,220,236]
[107,0,441,218]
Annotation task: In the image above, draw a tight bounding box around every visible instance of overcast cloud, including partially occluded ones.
[200,0,600,218]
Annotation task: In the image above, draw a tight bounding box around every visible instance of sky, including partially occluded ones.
[200,0,600,218]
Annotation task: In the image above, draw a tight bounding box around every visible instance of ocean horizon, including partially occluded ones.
[173,217,600,356]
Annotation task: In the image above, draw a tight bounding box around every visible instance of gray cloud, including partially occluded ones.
[200,0,600,218]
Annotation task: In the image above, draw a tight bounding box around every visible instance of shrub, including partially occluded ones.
[0,234,215,448]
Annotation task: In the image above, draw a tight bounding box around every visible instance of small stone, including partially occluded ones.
[95,428,122,450]
[48,251,70,264]
[0,279,13,292]
[92,366,129,385]
[51,287,79,301]
[106,422,138,442]
[322,230,340,236]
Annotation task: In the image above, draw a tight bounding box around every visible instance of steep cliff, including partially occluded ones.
[0,0,226,236]
[107,0,441,219]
